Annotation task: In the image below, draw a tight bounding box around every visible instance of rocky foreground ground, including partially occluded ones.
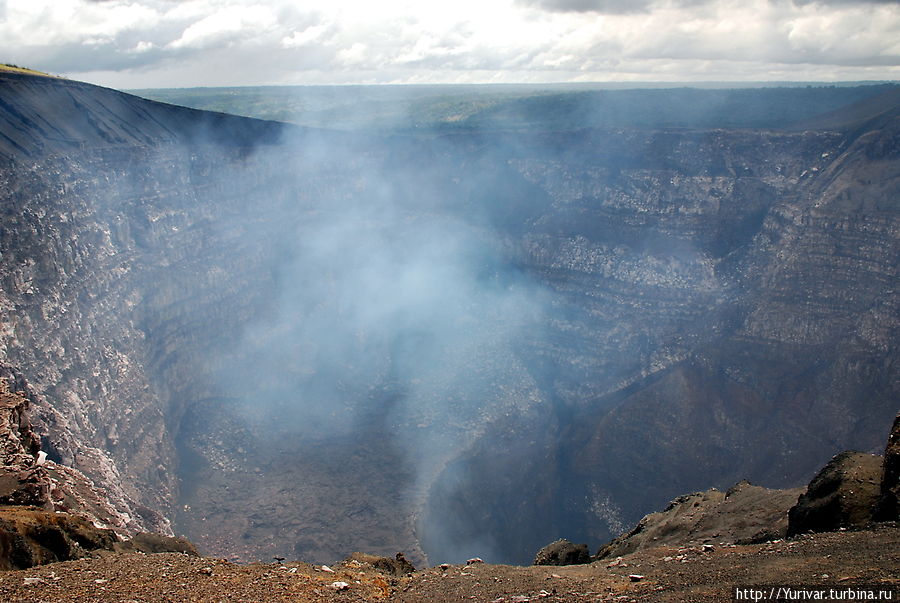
[0,524,896,602]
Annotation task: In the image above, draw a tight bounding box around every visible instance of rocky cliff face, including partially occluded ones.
[0,71,296,537]
[0,143,285,533]
[421,110,900,562]
[0,72,897,565]
[0,379,152,561]
[0,379,198,571]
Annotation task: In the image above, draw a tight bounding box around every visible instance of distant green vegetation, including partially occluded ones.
[129,83,900,134]
[129,84,547,131]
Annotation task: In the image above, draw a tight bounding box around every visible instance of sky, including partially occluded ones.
[1,0,899,88]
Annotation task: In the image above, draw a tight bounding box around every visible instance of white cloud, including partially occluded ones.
[5,0,161,46]
[281,24,332,49]
[130,40,156,53]
[0,0,898,87]
[168,4,276,49]
[335,42,368,67]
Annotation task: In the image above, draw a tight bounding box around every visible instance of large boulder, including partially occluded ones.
[875,413,900,521]
[787,451,883,536]
[533,539,591,566]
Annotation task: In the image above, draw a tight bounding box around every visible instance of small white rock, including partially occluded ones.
[330,581,350,590]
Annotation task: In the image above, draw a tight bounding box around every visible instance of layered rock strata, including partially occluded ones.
[0,71,898,564]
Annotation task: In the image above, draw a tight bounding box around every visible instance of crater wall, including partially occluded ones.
[1,72,897,564]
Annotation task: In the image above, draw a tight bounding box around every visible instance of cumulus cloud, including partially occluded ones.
[0,0,898,86]
[168,5,275,49]
[281,23,332,49]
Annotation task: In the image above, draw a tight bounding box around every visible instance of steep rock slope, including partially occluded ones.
[0,380,201,570]
[0,379,137,532]
[0,72,898,565]
[421,97,900,562]
[0,71,283,158]
[595,481,805,559]
[0,71,294,534]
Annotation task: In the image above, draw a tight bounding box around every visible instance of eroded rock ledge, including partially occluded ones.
[0,378,194,568]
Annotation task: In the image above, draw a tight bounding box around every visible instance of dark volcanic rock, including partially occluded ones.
[0,505,118,570]
[0,71,286,160]
[787,451,883,536]
[596,480,803,559]
[875,413,900,521]
[344,552,416,576]
[533,538,591,566]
